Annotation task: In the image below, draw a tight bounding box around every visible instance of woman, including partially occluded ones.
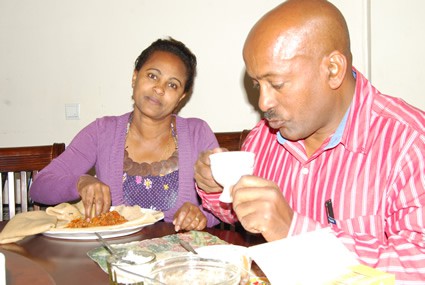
[30,37,220,231]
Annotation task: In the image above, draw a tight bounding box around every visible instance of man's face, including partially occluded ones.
[243,35,335,143]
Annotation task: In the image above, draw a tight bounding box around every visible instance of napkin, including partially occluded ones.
[0,211,57,244]
[0,202,86,244]
[247,228,359,285]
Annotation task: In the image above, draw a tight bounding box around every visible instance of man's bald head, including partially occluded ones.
[243,0,352,68]
[242,0,356,149]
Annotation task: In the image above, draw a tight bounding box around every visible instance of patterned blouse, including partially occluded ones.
[122,116,179,211]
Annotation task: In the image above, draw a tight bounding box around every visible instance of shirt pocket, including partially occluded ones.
[337,215,386,243]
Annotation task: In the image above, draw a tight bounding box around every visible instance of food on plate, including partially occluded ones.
[45,202,164,230]
[66,211,128,228]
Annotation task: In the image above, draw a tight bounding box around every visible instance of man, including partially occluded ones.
[195,0,425,282]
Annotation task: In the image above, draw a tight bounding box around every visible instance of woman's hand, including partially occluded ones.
[77,175,111,219]
[173,202,207,231]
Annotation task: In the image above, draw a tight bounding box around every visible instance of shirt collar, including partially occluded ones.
[276,106,350,149]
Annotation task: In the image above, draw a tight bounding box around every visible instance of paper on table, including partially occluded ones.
[247,228,359,285]
[0,252,5,285]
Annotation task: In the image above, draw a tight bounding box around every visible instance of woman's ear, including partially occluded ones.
[178,93,187,104]
[131,70,138,88]
[327,51,347,90]
[173,93,188,114]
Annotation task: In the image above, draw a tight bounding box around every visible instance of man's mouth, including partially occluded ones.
[267,119,285,129]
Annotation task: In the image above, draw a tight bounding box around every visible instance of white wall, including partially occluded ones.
[0,0,423,147]
[370,0,425,110]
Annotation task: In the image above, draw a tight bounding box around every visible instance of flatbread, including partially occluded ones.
[45,201,84,221]
[45,202,163,231]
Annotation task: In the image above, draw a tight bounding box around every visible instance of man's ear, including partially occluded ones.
[326,51,346,90]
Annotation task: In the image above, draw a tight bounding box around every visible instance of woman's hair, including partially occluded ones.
[134,37,197,94]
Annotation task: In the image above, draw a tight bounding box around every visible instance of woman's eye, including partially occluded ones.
[168,82,178,89]
[147,73,157,80]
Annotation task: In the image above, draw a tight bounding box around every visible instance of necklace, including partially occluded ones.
[124,113,179,176]
[160,122,178,160]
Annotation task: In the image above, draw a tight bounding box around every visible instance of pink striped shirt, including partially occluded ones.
[198,70,425,283]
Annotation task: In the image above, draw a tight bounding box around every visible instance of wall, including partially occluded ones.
[0,0,423,147]
[370,0,425,110]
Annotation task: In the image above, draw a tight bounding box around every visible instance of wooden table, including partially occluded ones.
[0,221,266,285]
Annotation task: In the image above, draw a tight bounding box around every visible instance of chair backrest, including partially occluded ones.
[0,143,65,220]
[214,130,250,151]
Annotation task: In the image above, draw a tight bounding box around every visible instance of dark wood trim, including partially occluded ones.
[214,129,250,151]
[0,143,65,172]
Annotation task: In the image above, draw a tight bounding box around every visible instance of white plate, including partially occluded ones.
[42,208,164,240]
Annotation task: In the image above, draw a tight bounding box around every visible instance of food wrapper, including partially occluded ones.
[328,264,395,285]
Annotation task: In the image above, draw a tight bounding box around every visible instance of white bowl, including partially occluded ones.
[146,255,241,285]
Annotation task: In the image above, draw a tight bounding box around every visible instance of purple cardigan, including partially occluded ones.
[29,113,220,227]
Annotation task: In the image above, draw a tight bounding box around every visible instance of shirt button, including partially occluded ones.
[301,167,309,175]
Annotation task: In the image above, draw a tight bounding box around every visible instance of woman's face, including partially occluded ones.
[131,50,187,120]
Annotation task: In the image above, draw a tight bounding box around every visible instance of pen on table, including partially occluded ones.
[325,199,336,225]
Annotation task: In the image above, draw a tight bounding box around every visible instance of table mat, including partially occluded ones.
[88,231,227,272]
[87,230,269,284]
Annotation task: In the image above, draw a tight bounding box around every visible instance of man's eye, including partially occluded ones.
[271,83,284,90]
[252,82,260,90]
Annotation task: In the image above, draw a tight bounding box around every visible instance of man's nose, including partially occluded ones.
[258,88,274,112]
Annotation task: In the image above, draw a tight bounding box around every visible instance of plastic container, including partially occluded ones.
[107,249,156,285]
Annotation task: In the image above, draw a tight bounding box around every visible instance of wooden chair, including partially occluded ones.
[214,129,250,151]
[0,143,66,220]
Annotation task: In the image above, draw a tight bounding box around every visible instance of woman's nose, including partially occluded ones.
[153,84,165,96]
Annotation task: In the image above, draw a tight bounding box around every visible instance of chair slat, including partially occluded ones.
[21,171,28,213]
[7,172,15,219]
[0,175,3,221]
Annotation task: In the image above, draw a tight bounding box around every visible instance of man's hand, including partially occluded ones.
[173,202,207,231]
[231,175,294,241]
[194,148,227,193]
[77,175,111,219]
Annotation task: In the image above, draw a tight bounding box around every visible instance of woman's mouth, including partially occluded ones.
[145,96,161,105]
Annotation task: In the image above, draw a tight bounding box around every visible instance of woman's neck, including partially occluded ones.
[125,113,176,163]
[130,113,173,139]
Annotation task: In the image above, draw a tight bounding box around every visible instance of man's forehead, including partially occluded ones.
[272,29,305,60]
